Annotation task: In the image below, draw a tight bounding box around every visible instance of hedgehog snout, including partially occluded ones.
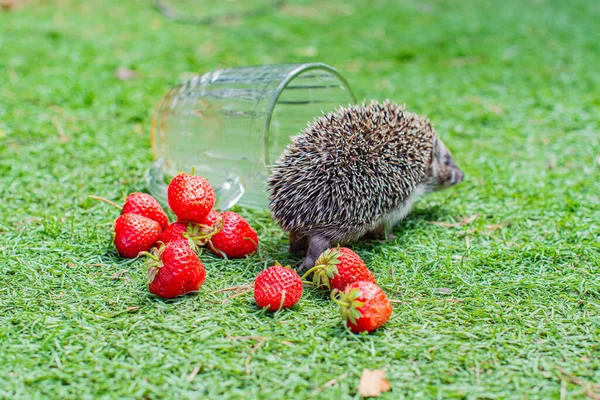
[450,168,464,185]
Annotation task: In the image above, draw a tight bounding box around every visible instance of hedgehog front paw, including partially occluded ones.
[298,258,314,273]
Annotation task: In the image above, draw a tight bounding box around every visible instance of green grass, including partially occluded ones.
[1,0,599,398]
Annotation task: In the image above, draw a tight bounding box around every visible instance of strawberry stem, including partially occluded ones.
[300,264,323,280]
[187,232,215,241]
[213,217,225,234]
[301,263,333,289]
[330,289,350,307]
[139,251,159,262]
[88,195,123,210]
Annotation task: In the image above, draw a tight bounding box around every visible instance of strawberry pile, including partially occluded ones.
[305,246,392,333]
[250,246,392,334]
[101,172,258,299]
[97,175,392,333]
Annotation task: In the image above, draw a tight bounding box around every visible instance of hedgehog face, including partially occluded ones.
[427,135,464,190]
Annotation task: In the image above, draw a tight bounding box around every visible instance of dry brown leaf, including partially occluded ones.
[556,367,600,400]
[429,214,480,228]
[281,4,321,18]
[547,154,557,170]
[295,46,317,57]
[447,56,482,67]
[246,339,265,375]
[486,104,505,115]
[134,123,144,135]
[111,270,128,280]
[126,306,140,311]
[225,336,266,375]
[215,285,253,304]
[214,284,252,293]
[115,67,136,80]
[226,288,253,301]
[314,372,349,394]
[485,223,509,231]
[439,288,453,295]
[1,0,20,11]
[358,369,391,397]
[187,364,201,382]
[226,335,265,342]
[51,117,69,143]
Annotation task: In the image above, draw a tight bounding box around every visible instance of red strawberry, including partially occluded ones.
[208,211,258,258]
[333,281,392,333]
[167,173,215,223]
[254,265,303,311]
[197,209,220,227]
[122,192,169,230]
[89,192,169,230]
[305,247,376,291]
[159,221,190,245]
[145,241,206,299]
[114,213,161,258]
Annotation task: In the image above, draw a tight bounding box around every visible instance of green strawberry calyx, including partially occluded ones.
[273,261,294,269]
[182,218,223,249]
[140,244,166,285]
[301,246,342,289]
[331,288,365,325]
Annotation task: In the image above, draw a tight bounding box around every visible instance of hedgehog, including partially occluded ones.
[267,100,464,270]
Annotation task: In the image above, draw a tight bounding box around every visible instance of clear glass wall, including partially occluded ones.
[148,63,356,209]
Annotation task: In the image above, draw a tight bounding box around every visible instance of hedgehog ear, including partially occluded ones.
[430,135,441,164]
[429,138,437,165]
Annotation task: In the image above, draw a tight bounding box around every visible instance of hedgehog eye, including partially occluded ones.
[444,157,451,166]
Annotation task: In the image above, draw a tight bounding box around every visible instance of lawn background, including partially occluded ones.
[1,0,599,398]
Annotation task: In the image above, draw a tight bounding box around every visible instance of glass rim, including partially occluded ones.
[262,62,356,166]
[150,62,356,162]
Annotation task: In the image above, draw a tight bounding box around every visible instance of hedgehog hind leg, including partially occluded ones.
[289,231,309,257]
[299,234,331,272]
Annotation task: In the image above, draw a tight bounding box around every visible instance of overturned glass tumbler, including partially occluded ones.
[147,63,356,210]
